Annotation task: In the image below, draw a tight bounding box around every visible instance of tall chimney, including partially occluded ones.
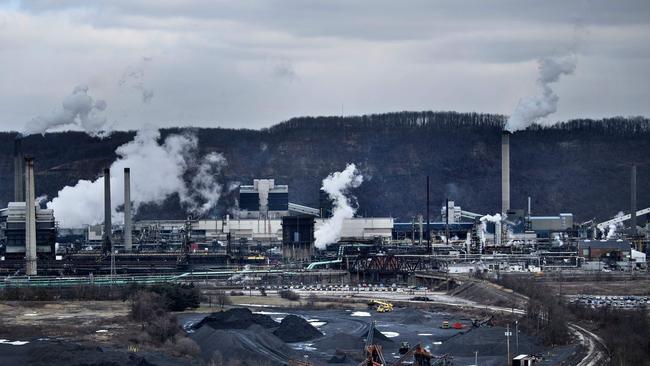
[25,157,37,276]
[426,175,431,253]
[103,168,112,253]
[14,138,24,202]
[631,165,637,235]
[124,168,132,252]
[501,131,511,215]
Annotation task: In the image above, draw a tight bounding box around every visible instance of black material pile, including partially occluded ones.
[273,315,323,343]
[362,328,394,344]
[192,308,278,330]
[190,308,310,365]
[191,324,293,366]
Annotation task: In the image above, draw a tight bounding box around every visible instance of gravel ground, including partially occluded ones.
[0,339,197,366]
[180,307,579,366]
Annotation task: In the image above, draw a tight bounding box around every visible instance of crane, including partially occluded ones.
[357,322,453,366]
[596,207,650,231]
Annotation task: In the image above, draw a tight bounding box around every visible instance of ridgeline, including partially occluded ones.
[1,111,648,223]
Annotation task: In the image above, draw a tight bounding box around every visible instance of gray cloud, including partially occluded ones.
[0,0,649,132]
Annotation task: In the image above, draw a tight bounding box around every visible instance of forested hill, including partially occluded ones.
[1,111,649,224]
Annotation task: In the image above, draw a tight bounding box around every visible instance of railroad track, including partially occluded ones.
[569,323,609,366]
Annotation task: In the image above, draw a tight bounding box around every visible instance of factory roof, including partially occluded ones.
[579,239,631,251]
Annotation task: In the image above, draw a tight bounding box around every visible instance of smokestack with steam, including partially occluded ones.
[124,168,132,252]
[314,164,363,249]
[501,132,510,215]
[47,129,227,228]
[505,56,576,132]
[103,168,112,253]
[631,165,637,234]
[14,138,24,202]
[25,157,37,276]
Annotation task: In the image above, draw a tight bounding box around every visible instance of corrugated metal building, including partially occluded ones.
[0,202,56,258]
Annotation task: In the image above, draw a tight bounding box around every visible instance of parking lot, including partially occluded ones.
[244,283,424,293]
[568,294,650,310]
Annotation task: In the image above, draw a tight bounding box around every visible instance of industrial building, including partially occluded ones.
[578,239,631,262]
[238,179,289,219]
[0,202,56,259]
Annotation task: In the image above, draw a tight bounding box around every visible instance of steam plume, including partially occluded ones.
[119,57,155,103]
[505,56,576,132]
[314,164,363,249]
[47,128,226,227]
[478,213,502,247]
[187,152,228,214]
[605,211,625,240]
[24,85,111,137]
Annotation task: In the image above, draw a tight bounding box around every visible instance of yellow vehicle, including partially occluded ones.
[368,300,394,313]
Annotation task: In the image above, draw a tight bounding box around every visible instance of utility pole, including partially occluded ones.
[515,320,519,355]
[474,350,478,366]
[506,324,512,366]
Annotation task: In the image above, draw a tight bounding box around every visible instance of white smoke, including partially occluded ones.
[24,85,111,137]
[47,128,226,227]
[478,213,502,247]
[606,223,617,239]
[186,152,227,214]
[605,211,625,240]
[119,57,155,104]
[36,195,48,207]
[314,164,363,249]
[505,55,577,132]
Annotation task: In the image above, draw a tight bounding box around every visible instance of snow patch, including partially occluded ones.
[351,311,371,317]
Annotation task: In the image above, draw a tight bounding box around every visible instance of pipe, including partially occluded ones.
[124,168,132,252]
[103,168,112,254]
[14,138,24,202]
[501,132,510,215]
[631,165,637,234]
[25,157,37,276]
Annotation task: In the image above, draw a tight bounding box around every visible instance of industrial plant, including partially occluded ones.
[1,122,647,366]
[2,132,647,280]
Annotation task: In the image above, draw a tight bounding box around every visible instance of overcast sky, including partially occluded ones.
[1,0,649,132]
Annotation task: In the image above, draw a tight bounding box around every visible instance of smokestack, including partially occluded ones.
[501,131,510,215]
[426,175,431,253]
[631,165,637,235]
[124,168,132,252]
[14,138,24,202]
[445,198,450,245]
[25,157,37,276]
[103,168,112,253]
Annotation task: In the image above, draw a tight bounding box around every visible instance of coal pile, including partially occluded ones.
[192,308,278,330]
[0,340,194,366]
[192,324,293,366]
[314,333,365,351]
[273,315,323,342]
[434,327,545,357]
[363,328,394,344]
[190,308,315,365]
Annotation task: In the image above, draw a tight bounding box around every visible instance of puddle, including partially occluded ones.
[351,311,371,317]
[0,339,29,346]
[291,343,317,351]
